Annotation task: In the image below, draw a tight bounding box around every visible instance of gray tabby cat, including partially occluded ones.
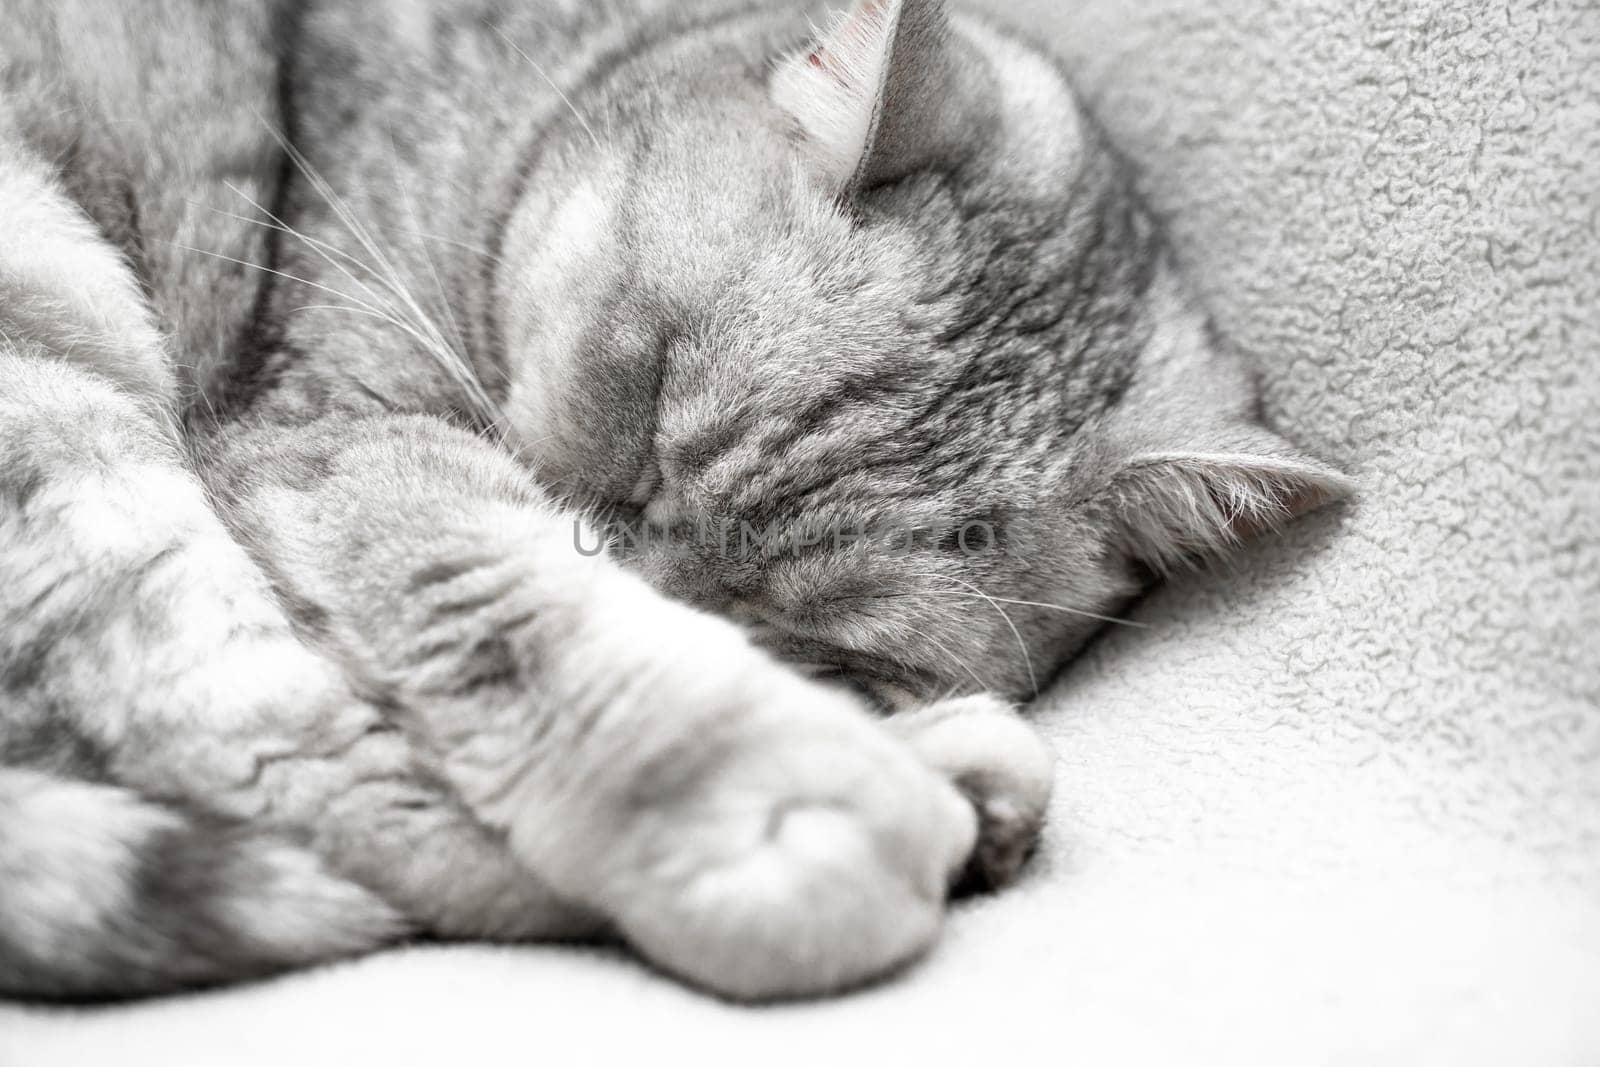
[0,0,1351,1000]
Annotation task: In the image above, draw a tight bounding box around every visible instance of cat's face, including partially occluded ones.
[495,0,1349,704]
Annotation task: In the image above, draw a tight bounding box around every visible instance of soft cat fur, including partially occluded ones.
[0,0,1351,1001]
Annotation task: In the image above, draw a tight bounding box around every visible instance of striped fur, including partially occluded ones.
[0,769,400,1000]
[0,0,1349,1000]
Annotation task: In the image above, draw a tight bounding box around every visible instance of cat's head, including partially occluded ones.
[494,0,1352,705]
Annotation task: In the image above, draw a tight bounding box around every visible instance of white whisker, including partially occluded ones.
[236,115,505,431]
[395,228,501,262]
[173,243,478,388]
[915,579,1152,630]
[922,573,1038,698]
[385,129,475,391]
[895,619,990,696]
[206,188,401,330]
[170,244,396,324]
[491,25,603,149]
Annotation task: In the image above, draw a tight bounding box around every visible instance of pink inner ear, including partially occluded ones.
[804,47,849,91]
[806,0,895,88]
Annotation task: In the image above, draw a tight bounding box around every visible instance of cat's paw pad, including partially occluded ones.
[961,781,1046,892]
[888,694,1055,891]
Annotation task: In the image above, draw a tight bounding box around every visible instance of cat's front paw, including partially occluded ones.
[887,695,1056,891]
[598,674,978,1001]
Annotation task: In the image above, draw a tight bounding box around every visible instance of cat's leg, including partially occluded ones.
[0,143,174,412]
[0,349,594,997]
[0,153,586,997]
[0,765,399,999]
[205,413,980,1000]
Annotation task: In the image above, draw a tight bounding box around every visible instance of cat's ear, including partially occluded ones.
[771,0,982,190]
[1102,426,1355,574]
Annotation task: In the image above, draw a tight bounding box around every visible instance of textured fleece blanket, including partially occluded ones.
[4,0,1596,1062]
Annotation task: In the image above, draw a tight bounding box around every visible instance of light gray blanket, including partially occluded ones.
[4,0,1595,1061]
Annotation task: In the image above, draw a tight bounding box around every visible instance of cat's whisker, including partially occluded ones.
[496,430,561,468]
[395,228,501,263]
[917,576,1149,629]
[203,187,458,387]
[198,193,434,355]
[895,619,990,696]
[197,193,380,286]
[169,244,411,335]
[920,573,1038,698]
[289,304,435,342]
[201,191,432,363]
[175,245,477,400]
[975,593,1147,629]
[252,115,503,432]
[385,131,474,377]
[491,26,604,150]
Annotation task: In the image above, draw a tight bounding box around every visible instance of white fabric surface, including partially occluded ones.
[4,0,1597,1061]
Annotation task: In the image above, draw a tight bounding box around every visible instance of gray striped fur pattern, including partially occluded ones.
[0,0,1350,1000]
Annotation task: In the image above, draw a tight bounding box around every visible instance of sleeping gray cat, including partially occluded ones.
[0,0,1351,1000]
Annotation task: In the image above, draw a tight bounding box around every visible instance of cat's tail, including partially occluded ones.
[0,768,403,1000]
